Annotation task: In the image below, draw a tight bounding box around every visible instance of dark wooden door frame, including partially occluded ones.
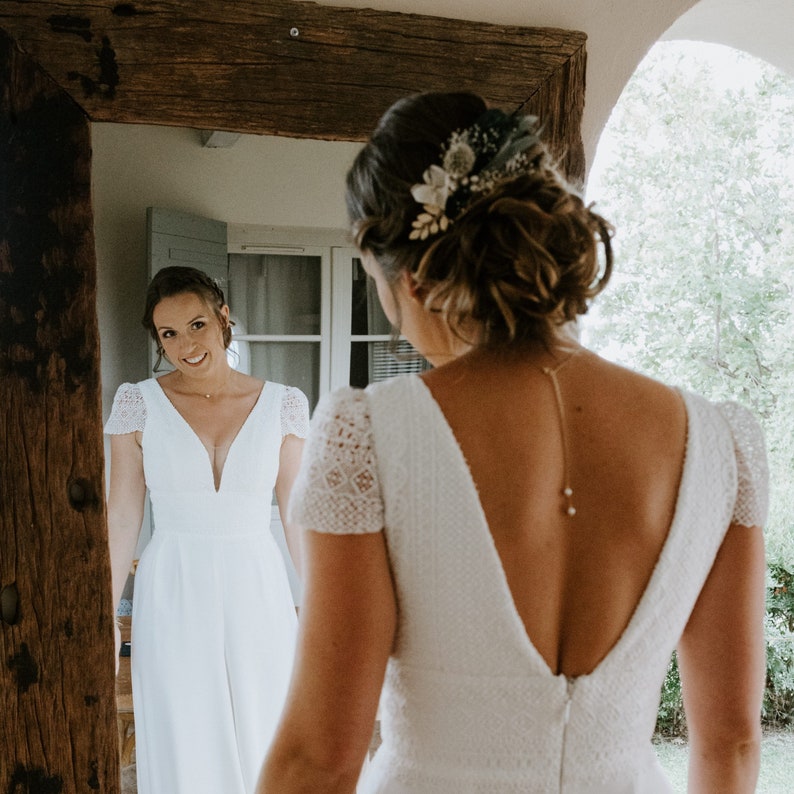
[0,2,586,790]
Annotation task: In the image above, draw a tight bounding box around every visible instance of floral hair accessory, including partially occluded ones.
[409,109,543,241]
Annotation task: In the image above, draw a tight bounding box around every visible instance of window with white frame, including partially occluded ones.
[226,226,429,411]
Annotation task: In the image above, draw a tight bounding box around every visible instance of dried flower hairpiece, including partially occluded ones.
[409,110,543,241]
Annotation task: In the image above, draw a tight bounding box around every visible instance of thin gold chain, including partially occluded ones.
[541,349,579,517]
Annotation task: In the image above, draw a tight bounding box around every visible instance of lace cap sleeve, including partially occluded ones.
[717,401,769,527]
[104,383,146,435]
[287,387,384,534]
[280,386,310,438]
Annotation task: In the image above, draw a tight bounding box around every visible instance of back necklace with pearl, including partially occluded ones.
[540,349,580,517]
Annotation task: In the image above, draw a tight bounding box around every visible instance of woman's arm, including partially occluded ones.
[677,522,766,793]
[107,432,146,614]
[275,434,306,578]
[257,529,396,793]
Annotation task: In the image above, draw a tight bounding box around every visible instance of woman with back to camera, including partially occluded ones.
[105,265,309,794]
[258,92,768,793]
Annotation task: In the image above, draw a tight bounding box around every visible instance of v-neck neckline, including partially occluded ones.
[153,377,267,493]
[409,375,692,682]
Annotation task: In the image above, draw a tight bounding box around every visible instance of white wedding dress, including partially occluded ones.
[105,378,309,794]
[289,375,767,793]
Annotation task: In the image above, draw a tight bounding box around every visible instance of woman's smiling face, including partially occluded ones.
[152,291,229,375]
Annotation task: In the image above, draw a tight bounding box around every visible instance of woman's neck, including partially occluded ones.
[174,365,235,399]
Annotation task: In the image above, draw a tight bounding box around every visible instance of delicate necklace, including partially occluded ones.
[541,349,580,517]
[183,367,233,400]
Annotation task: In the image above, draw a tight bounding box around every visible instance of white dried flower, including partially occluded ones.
[405,112,542,242]
[410,165,451,210]
[443,141,476,179]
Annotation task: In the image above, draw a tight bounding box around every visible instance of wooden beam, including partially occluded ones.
[0,2,588,786]
[0,0,586,180]
[0,30,119,793]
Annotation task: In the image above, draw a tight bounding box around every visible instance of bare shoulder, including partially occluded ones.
[585,350,674,391]
[233,370,266,398]
[583,352,684,421]
[153,370,179,394]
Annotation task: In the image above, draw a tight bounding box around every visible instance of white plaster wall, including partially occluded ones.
[663,0,794,79]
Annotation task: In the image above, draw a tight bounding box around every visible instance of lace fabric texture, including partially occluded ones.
[716,400,769,527]
[280,386,311,439]
[104,380,309,439]
[288,376,769,793]
[289,384,768,536]
[104,382,148,435]
[288,388,383,533]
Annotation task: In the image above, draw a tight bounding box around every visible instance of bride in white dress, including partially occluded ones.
[258,92,768,793]
[105,265,308,794]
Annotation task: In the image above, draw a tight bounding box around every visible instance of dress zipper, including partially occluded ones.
[559,676,576,793]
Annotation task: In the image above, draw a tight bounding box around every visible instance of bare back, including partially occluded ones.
[421,345,687,677]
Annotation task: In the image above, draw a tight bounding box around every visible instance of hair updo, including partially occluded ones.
[345,91,613,347]
[142,265,232,351]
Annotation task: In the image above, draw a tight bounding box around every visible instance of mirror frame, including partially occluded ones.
[0,2,586,789]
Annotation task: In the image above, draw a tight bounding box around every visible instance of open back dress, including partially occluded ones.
[289,375,767,793]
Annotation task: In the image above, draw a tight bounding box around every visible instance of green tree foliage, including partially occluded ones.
[585,42,794,566]
[585,43,794,730]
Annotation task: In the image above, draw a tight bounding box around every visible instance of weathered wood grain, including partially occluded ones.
[0,0,586,179]
[0,1,586,786]
[0,29,119,793]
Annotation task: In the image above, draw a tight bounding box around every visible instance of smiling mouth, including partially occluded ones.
[184,352,207,365]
